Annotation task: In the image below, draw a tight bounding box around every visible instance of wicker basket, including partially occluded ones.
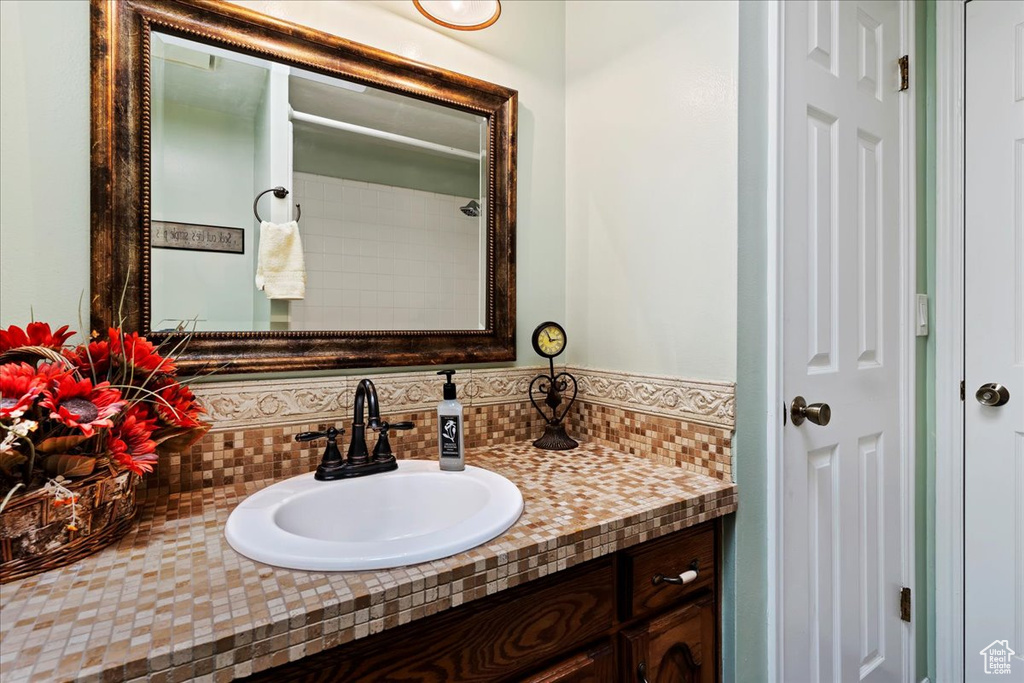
[0,344,70,367]
[0,345,140,584]
[0,469,138,584]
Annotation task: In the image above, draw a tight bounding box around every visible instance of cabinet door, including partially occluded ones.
[519,642,615,683]
[620,597,716,683]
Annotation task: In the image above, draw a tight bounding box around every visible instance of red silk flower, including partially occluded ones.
[106,405,159,475]
[0,323,75,352]
[108,329,175,375]
[40,374,126,437]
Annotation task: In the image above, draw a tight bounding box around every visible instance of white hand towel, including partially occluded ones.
[255,220,306,300]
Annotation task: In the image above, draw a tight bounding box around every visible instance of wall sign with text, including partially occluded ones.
[151,221,245,254]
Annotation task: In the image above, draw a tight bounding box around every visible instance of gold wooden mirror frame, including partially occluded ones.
[90,0,517,374]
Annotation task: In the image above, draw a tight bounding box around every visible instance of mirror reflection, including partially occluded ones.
[149,32,488,333]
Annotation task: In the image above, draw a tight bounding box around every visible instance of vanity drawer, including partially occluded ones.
[620,525,715,620]
[518,641,615,683]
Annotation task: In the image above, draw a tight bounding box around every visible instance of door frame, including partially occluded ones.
[934,1,966,681]
[764,1,918,680]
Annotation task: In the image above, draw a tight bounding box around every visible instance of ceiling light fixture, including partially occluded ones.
[413,0,501,31]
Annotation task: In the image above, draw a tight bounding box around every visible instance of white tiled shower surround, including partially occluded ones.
[288,172,484,331]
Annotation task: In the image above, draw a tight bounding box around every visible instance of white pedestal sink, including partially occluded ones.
[225,460,524,571]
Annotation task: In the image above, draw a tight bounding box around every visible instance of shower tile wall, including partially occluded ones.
[289,172,483,331]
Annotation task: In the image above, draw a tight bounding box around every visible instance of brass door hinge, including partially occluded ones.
[899,55,910,91]
[900,587,912,622]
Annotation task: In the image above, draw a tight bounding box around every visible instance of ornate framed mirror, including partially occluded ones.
[90,0,516,374]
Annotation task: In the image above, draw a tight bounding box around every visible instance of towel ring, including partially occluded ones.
[253,186,301,223]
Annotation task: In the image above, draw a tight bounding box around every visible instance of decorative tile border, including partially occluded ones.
[464,367,548,406]
[192,376,351,430]
[364,367,552,413]
[192,366,734,431]
[191,367,548,430]
[572,367,735,429]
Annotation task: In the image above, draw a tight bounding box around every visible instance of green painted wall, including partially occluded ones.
[724,2,769,681]
[0,1,91,327]
[150,100,259,331]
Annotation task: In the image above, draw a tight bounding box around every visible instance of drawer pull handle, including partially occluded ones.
[638,662,650,683]
[652,559,699,586]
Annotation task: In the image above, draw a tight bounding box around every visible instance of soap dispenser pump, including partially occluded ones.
[436,370,465,471]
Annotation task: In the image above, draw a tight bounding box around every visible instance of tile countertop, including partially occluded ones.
[0,442,737,683]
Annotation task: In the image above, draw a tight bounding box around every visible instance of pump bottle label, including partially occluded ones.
[439,416,462,458]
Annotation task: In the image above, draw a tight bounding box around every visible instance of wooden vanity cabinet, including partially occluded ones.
[244,520,720,683]
[619,597,717,683]
[615,524,718,683]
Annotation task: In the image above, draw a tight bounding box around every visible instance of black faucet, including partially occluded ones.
[348,379,381,466]
[295,379,414,481]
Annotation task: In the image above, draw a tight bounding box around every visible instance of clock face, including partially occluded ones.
[532,322,566,358]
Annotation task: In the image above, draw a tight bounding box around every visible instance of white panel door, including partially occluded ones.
[965,2,1024,680]
[781,1,909,681]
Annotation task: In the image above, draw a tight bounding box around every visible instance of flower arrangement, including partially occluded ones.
[0,322,210,513]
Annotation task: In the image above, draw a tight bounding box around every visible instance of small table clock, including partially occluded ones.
[529,321,579,450]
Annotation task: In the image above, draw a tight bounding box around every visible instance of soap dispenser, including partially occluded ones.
[436,370,465,471]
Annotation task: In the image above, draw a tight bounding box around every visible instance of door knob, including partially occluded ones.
[975,383,1010,407]
[791,396,831,426]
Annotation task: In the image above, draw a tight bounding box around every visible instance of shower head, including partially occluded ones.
[460,200,481,217]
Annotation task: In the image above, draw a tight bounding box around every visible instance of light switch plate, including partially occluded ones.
[916,293,929,337]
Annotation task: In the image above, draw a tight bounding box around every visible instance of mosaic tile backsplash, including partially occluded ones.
[157,401,544,493]
[163,366,735,494]
[570,401,733,481]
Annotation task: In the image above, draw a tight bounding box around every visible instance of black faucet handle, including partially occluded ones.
[373,420,415,434]
[295,426,344,442]
[371,421,414,461]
